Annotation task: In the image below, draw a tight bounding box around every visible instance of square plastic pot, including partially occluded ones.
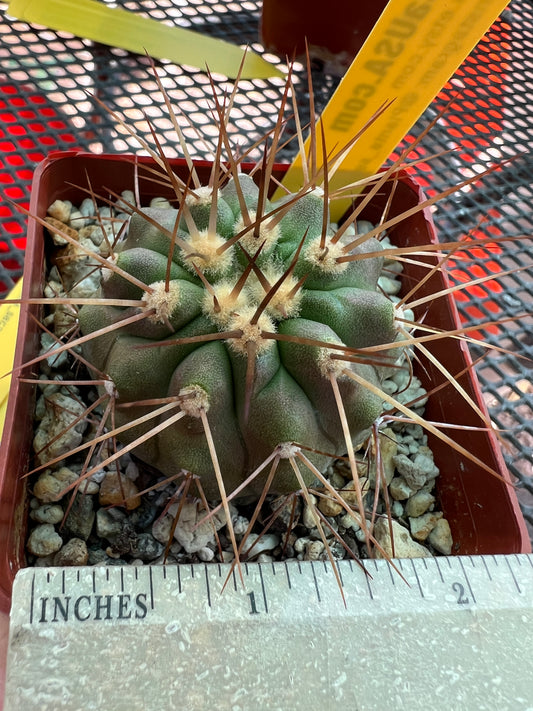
[260,1,388,68]
[0,152,529,613]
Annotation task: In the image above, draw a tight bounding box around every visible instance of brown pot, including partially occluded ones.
[260,0,388,68]
[0,152,529,613]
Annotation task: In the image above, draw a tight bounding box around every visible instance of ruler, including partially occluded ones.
[281,0,510,220]
[5,554,533,710]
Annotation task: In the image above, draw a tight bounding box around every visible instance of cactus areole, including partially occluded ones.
[79,171,401,499]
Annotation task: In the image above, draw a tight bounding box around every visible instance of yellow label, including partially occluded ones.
[0,279,22,437]
[281,0,509,220]
[8,0,282,79]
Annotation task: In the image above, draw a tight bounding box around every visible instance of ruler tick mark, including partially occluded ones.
[61,570,65,596]
[506,557,521,594]
[92,569,96,594]
[434,558,445,583]
[30,573,35,624]
[363,564,374,600]
[205,567,212,607]
[177,566,182,594]
[149,567,155,610]
[410,559,424,599]
[481,556,492,581]
[120,568,124,593]
[258,564,269,613]
[284,562,292,589]
[458,558,476,604]
[387,562,396,586]
[310,562,321,602]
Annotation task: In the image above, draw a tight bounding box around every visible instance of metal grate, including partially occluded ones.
[0,0,532,537]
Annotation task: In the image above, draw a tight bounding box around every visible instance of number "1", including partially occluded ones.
[247,591,260,614]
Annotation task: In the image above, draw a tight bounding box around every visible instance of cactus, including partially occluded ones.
[19,60,524,572]
[78,178,400,500]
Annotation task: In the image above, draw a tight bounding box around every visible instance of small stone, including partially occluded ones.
[33,467,79,503]
[302,495,318,528]
[45,216,77,248]
[427,518,453,555]
[374,518,432,559]
[171,501,229,554]
[48,199,72,224]
[30,503,64,525]
[267,495,301,532]
[33,394,88,465]
[241,533,280,559]
[304,540,325,561]
[27,524,63,557]
[340,479,369,508]
[129,499,158,529]
[318,494,343,518]
[53,538,89,566]
[152,513,174,544]
[378,275,401,295]
[389,476,414,501]
[79,479,100,496]
[130,533,164,562]
[197,547,215,562]
[231,514,250,537]
[409,511,443,541]
[256,553,274,563]
[63,493,95,541]
[150,196,171,209]
[99,472,141,510]
[96,508,127,541]
[405,491,435,518]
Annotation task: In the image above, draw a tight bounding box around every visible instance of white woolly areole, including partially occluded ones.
[247,266,302,320]
[143,281,181,323]
[226,306,276,356]
[185,186,213,207]
[317,346,346,380]
[179,384,210,417]
[304,236,348,274]
[202,279,250,327]
[234,211,280,255]
[278,442,300,459]
[181,229,233,277]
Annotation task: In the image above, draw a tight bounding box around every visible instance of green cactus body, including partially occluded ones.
[79,175,400,499]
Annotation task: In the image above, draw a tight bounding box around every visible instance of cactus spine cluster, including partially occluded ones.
[78,168,401,500]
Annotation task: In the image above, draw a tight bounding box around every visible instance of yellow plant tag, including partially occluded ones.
[0,279,22,439]
[7,0,282,80]
[281,0,509,220]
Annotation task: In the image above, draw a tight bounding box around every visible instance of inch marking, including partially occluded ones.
[120,568,124,593]
[61,570,65,596]
[92,569,96,594]
[177,566,182,594]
